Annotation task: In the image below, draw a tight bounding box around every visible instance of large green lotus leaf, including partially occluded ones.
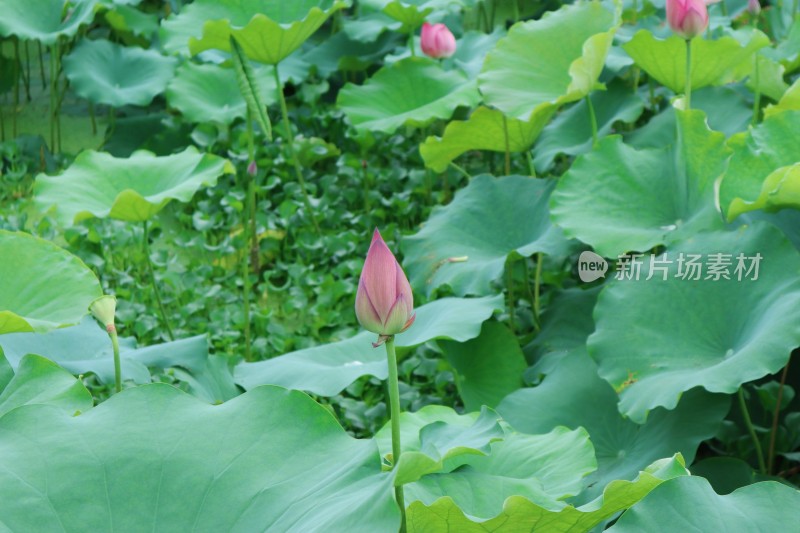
[160,0,349,64]
[0,0,97,45]
[362,0,460,30]
[0,231,102,334]
[34,147,235,224]
[419,105,554,173]
[406,455,689,532]
[404,175,568,296]
[497,349,729,503]
[550,108,729,258]
[588,223,800,423]
[103,3,159,38]
[0,384,399,531]
[166,61,276,125]
[478,2,617,119]
[608,477,800,532]
[0,317,229,394]
[63,39,177,107]
[626,87,751,149]
[337,57,480,134]
[452,30,504,80]
[439,320,526,411]
[727,164,800,220]
[719,111,800,221]
[533,82,645,173]
[405,426,596,519]
[746,53,789,102]
[233,295,503,395]
[623,30,769,94]
[374,406,505,485]
[525,287,599,361]
[0,354,93,418]
[764,77,800,118]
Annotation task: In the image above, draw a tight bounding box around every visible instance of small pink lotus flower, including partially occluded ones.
[666,0,709,39]
[747,0,760,14]
[420,22,456,59]
[355,229,415,340]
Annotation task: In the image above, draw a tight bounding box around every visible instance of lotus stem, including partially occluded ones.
[384,336,407,533]
[408,32,416,57]
[526,151,536,177]
[240,110,256,362]
[507,259,516,334]
[586,95,598,147]
[752,16,761,125]
[449,162,471,179]
[143,220,174,341]
[272,64,321,235]
[684,39,692,110]
[738,387,767,474]
[13,38,20,137]
[110,327,121,393]
[768,360,791,474]
[502,115,511,175]
[534,252,543,331]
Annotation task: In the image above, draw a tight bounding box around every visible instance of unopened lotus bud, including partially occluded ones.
[666,0,709,39]
[355,229,415,337]
[420,22,457,59]
[89,295,117,333]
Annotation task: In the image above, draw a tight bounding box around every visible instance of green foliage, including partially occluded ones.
[1,0,799,527]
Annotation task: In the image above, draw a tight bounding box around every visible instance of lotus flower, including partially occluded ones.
[420,22,457,59]
[355,229,415,338]
[747,0,760,14]
[666,0,709,39]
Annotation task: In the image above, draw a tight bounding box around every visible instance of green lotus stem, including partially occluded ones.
[143,220,174,341]
[384,337,407,533]
[0,102,5,142]
[526,151,536,177]
[768,361,791,474]
[88,102,97,135]
[110,328,121,393]
[49,42,56,150]
[738,387,767,474]
[240,110,256,362]
[507,259,516,334]
[449,162,471,179]
[502,115,511,175]
[534,252,543,331]
[752,56,761,125]
[38,41,46,90]
[12,42,19,138]
[586,95,598,147]
[752,16,761,125]
[272,64,321,235]
[408,31,416,57]
[648,76,656,109]
[684,39,692,110]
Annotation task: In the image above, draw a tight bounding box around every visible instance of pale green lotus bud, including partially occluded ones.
[89,295,117,333]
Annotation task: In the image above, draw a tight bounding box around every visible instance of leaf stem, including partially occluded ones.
[502,115,511,175]
[110,327,121,393]
[534,252,543,331]
[384,337,407,533]
[449,162,471,179]
[143,220,174,341]
[768,360,791,474]
[684,38,692,110]
[738,387,767,474]
[752,17,761,125]
[586,95,598,147]
[526,151,536,177]
[273,64,321,235]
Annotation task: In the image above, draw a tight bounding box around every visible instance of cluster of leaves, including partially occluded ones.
[1,0,800,531]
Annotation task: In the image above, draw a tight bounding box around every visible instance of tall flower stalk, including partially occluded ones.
[90,295,122,394]
[355,229,415,532]
[666,0,709,109]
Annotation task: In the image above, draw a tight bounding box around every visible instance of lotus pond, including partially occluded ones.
[0,0,799,531]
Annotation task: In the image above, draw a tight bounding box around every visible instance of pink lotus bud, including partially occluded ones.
[747,0,760,14]
[247,161,257,176]
[666,0,709,39]
[420,22,457,59]
[355,229,415,337]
